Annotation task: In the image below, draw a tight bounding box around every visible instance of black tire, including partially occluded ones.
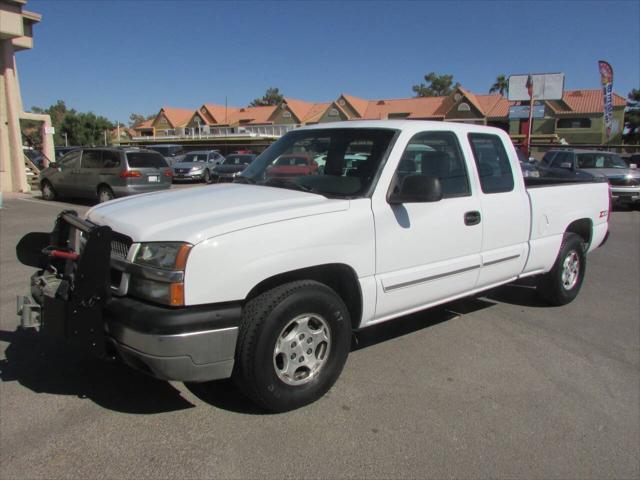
[41,180,57,201]
[204,169,211,184]
[537,233,586,306]
[233,280,351,412]
[97,185,114,203]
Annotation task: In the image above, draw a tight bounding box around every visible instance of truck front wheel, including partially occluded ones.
[233,280,351,412]
[537,233,586,306]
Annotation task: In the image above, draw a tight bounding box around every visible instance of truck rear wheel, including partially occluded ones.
[537,233,586,306]
[233,280,351,412]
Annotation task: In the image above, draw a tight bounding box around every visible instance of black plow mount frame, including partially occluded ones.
[16,210,113,357]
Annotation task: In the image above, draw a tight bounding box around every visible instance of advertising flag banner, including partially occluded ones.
[598,60,614,141]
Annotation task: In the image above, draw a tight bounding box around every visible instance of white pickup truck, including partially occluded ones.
[17,120,610,412]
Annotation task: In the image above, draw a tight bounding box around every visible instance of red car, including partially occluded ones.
[266,154,318,178]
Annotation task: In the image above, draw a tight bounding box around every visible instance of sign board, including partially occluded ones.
[44,126,55,135]
[508,73,564,101]
[509,104,545,119]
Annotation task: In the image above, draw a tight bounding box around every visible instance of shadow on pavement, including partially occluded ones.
[351,297,496,351]
[484,280,551,308]
[0,328,195,414]
[185,380,266,415]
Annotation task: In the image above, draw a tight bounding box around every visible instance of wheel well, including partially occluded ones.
[566,218,592,247]
[246,264,363,330]
[96,183,113,195]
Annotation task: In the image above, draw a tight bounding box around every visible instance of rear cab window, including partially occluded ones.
[126,151,168,169]
[468,133,514,194]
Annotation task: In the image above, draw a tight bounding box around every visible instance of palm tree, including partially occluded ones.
[490,74,508,96]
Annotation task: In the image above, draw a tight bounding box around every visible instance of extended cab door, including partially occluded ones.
[466,132,529,288]
[372,130,483,322]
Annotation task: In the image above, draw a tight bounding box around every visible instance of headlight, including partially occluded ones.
[133,242,191,270]
[190,165,204,172]
[130,242,192,306]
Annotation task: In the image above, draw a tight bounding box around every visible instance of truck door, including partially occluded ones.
[467,133,529,288]
[372,130,483,321]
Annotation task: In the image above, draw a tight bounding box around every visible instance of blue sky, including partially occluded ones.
[18,0,640,124]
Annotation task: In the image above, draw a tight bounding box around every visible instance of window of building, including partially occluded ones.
[457,102,471,112]
[557,118,592,129]
[282,111,292,118]
[395,131,471,198]
[329,108,339,116]
[468,133,514,194]
[165,129,175,136]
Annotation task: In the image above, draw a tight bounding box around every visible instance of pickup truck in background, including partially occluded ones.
[540,148,640,206]
[17,121,610,412]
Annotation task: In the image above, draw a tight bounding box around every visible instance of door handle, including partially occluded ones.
[464,211,481,226]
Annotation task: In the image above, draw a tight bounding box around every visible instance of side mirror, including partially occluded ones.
[630,163,637,169]
[49,162,59,169]
[389,175,443,204]
[560,162,573,169]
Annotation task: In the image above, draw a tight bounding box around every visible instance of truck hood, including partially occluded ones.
[582,168,640,179]
[86,184,350,244]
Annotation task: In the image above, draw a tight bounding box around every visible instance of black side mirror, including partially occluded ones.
[49,162,58,169]
[560,162,573,170]
[388,174,443,204]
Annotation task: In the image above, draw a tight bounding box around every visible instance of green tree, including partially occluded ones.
[129,112,155,127]
[60,111,114,146]
[412,72,460,97]
[623,88,640,144]
[250,87,284,106]
[489,74,509,96]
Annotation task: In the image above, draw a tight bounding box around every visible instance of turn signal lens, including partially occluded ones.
[170,282,184,306]
[120,170,142,178]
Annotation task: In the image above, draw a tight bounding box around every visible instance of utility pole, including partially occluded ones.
[64,132,68,147]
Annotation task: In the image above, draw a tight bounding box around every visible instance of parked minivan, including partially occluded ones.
[39,148,172,203]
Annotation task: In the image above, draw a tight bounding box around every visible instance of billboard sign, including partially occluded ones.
[509,103,545,119]
[508,73,565,101]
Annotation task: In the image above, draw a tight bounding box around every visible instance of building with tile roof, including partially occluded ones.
[131,84,627,146]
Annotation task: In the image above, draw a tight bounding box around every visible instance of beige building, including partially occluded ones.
[1,0,52,193]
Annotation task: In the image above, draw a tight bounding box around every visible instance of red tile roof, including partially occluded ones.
[553,89,626,115]
[200,103,238,125]
[359,96,445,119]
[282,98,317,123]
[302,102,332,123]
[159,107,194,128]
[227,105,277,125]
[133,119,154,130]
[341,94,369,117]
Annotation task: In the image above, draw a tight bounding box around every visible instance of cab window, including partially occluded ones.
[395,131,470,198]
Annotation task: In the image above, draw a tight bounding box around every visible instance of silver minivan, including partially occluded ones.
[40,148,172,203]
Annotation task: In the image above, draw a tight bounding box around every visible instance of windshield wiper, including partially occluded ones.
[263,177,320,194]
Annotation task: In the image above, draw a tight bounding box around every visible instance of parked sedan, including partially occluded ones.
[540,149,639,206]
[39,147,171,203]
[171,150,225,183]
[265,154,318,179]
[145,144,185,165]
[210,154,256,183]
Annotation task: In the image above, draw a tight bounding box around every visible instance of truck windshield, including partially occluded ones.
[238,128,397,197]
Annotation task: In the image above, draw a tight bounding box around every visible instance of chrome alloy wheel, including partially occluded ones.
[561,251,580,290]
[273,314,331,386]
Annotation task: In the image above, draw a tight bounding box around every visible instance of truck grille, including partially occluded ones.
[110,232,133,259]
[609,177,639,187]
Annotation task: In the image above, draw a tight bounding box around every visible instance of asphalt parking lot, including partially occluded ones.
[1,192,638,479]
